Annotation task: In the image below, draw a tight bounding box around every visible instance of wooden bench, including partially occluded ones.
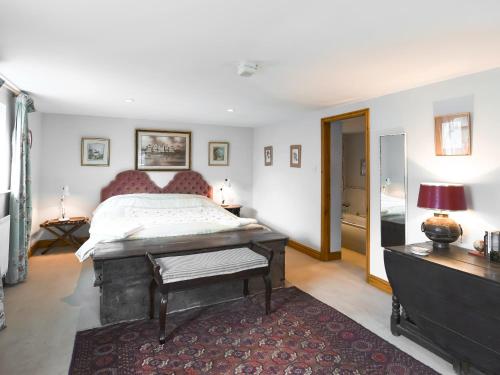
[146,241,274,343]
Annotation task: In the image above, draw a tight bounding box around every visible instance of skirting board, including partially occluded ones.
[28,237,89,257]
[288,239,341,261]
[367,274,392,294]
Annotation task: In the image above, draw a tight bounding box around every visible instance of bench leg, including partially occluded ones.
[243,279,249,297]
[149,280,156,319]
[263,274,271,315]
[159,293,168,344]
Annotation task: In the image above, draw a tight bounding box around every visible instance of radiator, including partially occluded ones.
[0,215,10,277]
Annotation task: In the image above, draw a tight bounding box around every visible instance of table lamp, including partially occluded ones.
[417,183,466,250]
[220,178,231,206]
[59,185,70,221]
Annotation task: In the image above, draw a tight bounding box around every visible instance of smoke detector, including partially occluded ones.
[237,61,258,77]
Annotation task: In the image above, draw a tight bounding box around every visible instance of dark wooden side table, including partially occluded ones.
[39,216,89,254]
[221,204,241,217]
[385,242,500,374]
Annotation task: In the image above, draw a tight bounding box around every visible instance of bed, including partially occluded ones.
[85,170,288,324]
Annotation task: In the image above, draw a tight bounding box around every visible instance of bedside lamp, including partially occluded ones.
[59,185,70,221]
[418,183,466,250]
[219,178,231,206]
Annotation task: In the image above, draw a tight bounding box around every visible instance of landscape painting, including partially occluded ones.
[208,141,229,166]
[81,138,110,166]
[136,129,191,171]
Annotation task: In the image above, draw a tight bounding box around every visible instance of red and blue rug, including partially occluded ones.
[70,287,438,374]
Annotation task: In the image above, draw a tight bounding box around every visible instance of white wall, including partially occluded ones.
[34,113,254,236]
[343,133,365,190]
[253,67,500,281]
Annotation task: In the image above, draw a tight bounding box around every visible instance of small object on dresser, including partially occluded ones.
[222,204,241,217]
[489,231,500,263]
[410,246,432,256]
[469,238,486,257]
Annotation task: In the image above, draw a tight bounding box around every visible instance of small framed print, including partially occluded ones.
[81,138,110,166]
[264,146,273,166]
[208,141,229,166]
[434,113,471,156]
[136,129,191,171]
[290,145,301,168]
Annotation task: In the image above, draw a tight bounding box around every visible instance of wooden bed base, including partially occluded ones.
[93,170,287,325]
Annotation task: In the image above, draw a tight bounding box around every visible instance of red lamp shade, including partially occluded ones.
[417,183,467,211]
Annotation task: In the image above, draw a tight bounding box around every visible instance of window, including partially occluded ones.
[0,88,11,217]
[0,101,8,192]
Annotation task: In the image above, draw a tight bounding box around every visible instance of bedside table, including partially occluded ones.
[39,216,89,254]
[221,204,242,217]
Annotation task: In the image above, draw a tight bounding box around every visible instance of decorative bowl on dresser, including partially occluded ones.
[384,242,500,375]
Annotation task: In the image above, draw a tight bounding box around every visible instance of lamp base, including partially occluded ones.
[421,213,462,250]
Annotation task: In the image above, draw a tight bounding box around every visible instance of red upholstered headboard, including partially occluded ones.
[100,170,213,202]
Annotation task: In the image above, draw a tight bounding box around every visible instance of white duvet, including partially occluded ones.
[75,194,257,262]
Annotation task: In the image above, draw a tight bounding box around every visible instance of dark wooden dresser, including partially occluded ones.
[384,242,500,375]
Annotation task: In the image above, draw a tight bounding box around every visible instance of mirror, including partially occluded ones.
[380,134,407,247]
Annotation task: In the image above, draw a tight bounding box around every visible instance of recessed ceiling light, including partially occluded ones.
[124,98,135,103]
[226,108,234,113]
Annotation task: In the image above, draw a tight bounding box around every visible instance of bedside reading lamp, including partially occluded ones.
[418,183,466,250]
[219,178,231,206]
[59,185,70,221]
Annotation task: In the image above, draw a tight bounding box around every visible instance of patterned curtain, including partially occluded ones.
[0,80,5,329]
[6,93,35,285]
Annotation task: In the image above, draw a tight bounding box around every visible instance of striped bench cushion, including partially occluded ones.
[157,247,268,283]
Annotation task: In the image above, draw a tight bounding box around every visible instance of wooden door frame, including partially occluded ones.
[320,108,370,279]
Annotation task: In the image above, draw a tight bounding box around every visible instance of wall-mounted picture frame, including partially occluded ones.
[208,141,229,166]
[135,129,191,171]
[81,138,110,166]
[264,146,273,166]
[290,145,301,168]
[434,112,471,156]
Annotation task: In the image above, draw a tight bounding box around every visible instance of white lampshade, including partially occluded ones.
[62,185,70,196]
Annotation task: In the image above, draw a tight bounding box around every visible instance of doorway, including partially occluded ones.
[320,109,370,280]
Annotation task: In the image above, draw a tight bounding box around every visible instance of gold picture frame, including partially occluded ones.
[264,146,273,166]
[81,138,110,166]
[208,141,229,166]
[434,113,471,156]
[290,145,302,168]
[135,129,191,171]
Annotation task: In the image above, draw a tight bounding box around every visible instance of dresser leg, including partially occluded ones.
[391,294,401,336]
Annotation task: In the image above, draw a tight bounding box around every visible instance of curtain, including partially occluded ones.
[0,277,5,330]
[6,93,35,285]
[0,80,5,329]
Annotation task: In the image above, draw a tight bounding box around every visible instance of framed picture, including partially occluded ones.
[81,138,110,166]
[360,158,366,176]
[264,146,273,166]
[434,113,471,156]
[135,129,191,171]
[290,145,301,168]
[208,142,229,166]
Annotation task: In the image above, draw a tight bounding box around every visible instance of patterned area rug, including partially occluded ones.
[70,287,438,374]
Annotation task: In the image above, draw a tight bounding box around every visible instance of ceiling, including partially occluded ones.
[1,0,500,127]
